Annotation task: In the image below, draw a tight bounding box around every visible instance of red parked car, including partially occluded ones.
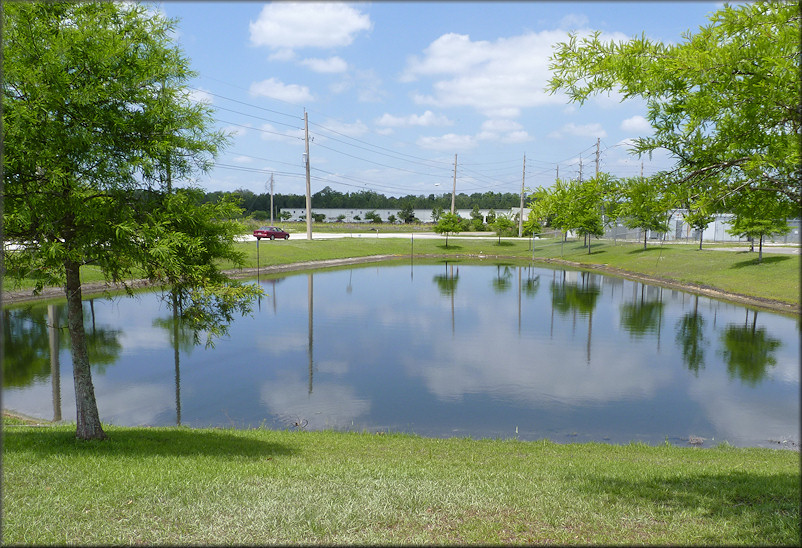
[253,226,290,240]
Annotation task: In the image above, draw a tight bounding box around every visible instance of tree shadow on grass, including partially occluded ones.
[4,427,295,459]
[729,255,791,269]
[576,470,799,544]
[494,241,515,247]
[626,247,666,255]
[435,243,463,251]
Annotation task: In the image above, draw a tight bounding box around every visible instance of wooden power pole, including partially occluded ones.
[304,110,312,240]
[518,154,526,237]
[450,153,457,214]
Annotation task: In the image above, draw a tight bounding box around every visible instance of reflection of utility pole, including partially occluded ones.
[550,270,556,338]
[517,266,522,334]
[450,264,455,335]
[656,287,663,352]
[587,306,593,365]
[172,291,181,426]
[48,305,62,422]
[304,110,312,240]
[308,273,314,395]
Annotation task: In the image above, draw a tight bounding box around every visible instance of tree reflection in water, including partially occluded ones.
[719,309,781,386]
[675,295,707,376]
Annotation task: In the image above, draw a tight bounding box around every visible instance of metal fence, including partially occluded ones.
[601,214,800,245]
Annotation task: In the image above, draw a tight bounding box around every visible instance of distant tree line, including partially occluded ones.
[203,186,522,216]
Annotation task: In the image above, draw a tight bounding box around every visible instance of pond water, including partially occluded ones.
[3,260,799,449]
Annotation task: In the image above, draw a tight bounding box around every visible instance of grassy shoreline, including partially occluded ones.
[2,234,799,313]
[3,423,799,545]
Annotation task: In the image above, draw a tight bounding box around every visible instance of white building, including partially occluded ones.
[279,207,528,224]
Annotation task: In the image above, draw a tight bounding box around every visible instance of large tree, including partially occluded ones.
[2,2,260,440]
[726,189,793,263]
[618,176,672,250]
[548,1,801,209]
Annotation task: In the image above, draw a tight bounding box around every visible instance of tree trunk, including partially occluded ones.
[65,259,107,440]
[758,234,763,263]
[699,230,703,250]
[643,230,648,250]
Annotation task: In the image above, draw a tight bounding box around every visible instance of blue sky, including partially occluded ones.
[157,1,722,198]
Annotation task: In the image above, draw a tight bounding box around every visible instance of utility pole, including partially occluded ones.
[518,154,526,237]
[269,173,274,226]
[641,161,644,178]
[450,153,457,214]
[595,137,600,178]
[304,109,312,240]
[579,157,583,183]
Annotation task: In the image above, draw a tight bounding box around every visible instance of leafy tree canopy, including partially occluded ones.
[2,1,260,439]
[548,1,801,207]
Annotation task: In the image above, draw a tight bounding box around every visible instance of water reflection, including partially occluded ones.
[2,261,798,448]
[620,284,665,347]
[152,291,196,425]
[675,295,707,376]
[719,310,781,386]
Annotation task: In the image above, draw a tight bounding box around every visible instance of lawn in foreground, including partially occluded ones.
[3,424,799,545]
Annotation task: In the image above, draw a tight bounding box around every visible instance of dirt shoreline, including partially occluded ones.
[2,253,799,315]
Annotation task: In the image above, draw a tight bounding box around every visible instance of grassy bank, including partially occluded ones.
[226,235,799,308]
[3,423,799,545]
[3,233,798,310]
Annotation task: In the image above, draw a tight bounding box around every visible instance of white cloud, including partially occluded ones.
[416,133,477,152]
[257,122,305,143]
[320,118,369,137]
[558,13,590,30]
[330,69,386,102]
[187,87,213,105]
[249,2,372,51]
[268,48,297,62]
[621,115,652,133]
[402,29,628,118]
[249,78,314,104]
[476,119,532,143]
[301,56,349,74]
[222,124,250,138]
[375,110,452,129]
[548,122,607,139]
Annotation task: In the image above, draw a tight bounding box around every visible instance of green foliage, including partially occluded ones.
[397,203,418,224]
[433,212,463,247]
[365,210,383,224]
[548,1,801,207]
[726,189,793,262]
[2,1,260,437]
[490,216,516,243]
[618,177,672,248]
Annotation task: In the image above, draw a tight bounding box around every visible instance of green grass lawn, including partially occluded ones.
[4,233,798,309]
[227,235,799,307]
[3,424,799,545]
